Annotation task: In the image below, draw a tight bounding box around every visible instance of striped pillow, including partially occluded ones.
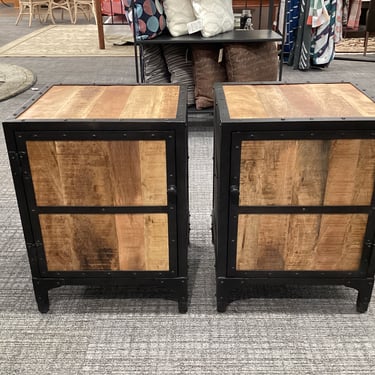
[162,45,195,106]
[143,45,170,83]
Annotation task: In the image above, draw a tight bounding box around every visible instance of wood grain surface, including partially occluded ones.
[40,214,169,271]
[239,139,375,206]
[223,83,375,119]
[17,85,180,119]
[236,214,367,271]
[26,140,167,206]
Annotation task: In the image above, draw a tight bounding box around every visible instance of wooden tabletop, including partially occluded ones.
[222,83,375,119]
[17,85,182,120]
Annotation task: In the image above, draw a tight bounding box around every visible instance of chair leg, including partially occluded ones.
[91,3,98,24]
[15,5,25,25]
[50,1,74,23]
[74,3,97,24]
[76,5,90,23]
[73,4,78,23]
[87,5,92,22]
[36,5,45,24]
[66,2,74,23]
[364,31,369,56]
[29,6,33,27]
[45,8,56,24]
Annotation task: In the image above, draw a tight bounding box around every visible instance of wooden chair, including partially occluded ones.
[46,0,74,24]
[73,0,98,24]
[364,0,375,55]
[15,0,51,27]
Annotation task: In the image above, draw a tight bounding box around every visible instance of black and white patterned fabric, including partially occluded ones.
[162,44,195,106]
[142,45,170,83]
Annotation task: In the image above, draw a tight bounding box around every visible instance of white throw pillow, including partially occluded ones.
[191,0,234,38]
[163,0,196,37]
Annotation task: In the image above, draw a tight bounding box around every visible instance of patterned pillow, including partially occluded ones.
[191,0,234,38]
[163,0,196,37]
[124,0,166,40]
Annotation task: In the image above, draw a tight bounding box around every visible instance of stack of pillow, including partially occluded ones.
[126,0,278,109]
[124,0,235,40]
[164,0,234,38]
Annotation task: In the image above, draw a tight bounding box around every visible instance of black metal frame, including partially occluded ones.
[213,82,375,313]
[3,84,189,313]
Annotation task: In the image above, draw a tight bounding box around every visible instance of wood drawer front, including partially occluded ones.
[239,139,375,206]
[236,213,367,271]
[26,140,167,207]
[40,213,169,271]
